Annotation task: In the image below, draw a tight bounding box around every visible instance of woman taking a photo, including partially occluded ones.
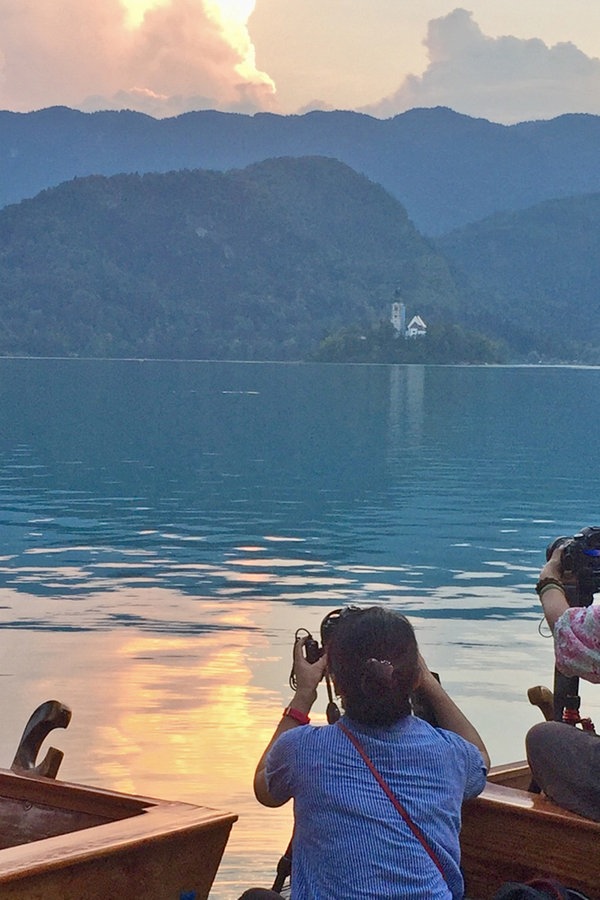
[252,606,489,899]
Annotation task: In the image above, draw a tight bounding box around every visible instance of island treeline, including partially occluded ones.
[312,322,503,365]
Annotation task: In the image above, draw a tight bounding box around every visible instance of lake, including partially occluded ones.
[0,358,599,897]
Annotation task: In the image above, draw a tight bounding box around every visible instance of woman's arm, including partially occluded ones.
[253,637,327,807]
[536,546,569,631]
[412,656,491,770]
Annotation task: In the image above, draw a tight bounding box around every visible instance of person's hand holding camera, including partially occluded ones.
[539,545,564,582]
[536,545,570,631]
[292,635,327,708]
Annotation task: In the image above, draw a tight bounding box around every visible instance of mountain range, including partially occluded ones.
[2,105,600,362]
[4,105,600,235]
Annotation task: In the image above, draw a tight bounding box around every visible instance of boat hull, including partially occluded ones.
[0,768,237,899]
[461,762,600,900]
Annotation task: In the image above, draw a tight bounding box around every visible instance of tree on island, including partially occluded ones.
[311,320,506,364]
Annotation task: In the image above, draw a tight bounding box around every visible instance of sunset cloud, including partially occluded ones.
[1,2,599,122]
[0,0,275,117]
[364,8,600,123]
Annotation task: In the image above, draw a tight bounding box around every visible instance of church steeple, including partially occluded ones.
[391,301,406,334]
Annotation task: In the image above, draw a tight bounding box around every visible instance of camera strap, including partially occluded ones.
[336,721,449,887]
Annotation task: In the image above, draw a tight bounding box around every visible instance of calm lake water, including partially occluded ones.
[1,358,599,897]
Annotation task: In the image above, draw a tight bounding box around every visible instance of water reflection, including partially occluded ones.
[4,586,598,897]
[0,598,298,895]
[1,360,600,896]
[388,363,425,451]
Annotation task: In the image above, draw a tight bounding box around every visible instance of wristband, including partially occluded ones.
[283,706,310,725]
[535,577,566,597]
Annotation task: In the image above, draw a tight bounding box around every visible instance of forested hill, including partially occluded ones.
[0,157,463,359]
[436,192,600,360]
[4,106,600,234]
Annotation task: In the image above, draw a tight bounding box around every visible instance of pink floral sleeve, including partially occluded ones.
[553,606,600,683]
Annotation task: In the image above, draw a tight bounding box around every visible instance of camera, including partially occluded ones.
[304,635,322,664]
[302,606,362,663]
[290,607,364,724]
[546,526,600,606]
[290,607,362,690]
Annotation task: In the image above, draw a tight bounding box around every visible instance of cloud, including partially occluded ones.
[0,0,276,117]
[364,7,600,123]
[295,99,336,115]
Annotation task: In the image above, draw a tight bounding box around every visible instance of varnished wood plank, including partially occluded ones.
[461,766,600,900]
[0,768,237,899]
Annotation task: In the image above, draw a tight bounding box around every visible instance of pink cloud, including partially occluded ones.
[0,0,275,116]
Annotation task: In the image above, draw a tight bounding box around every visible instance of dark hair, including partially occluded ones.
[327,607,419,727]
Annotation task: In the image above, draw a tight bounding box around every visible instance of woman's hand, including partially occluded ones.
[292,635,327,706]
[539,546,564,582]
[537,546,571,631]
[414,652,437,693]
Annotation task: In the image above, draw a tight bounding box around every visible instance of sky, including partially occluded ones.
[1,1,600,123]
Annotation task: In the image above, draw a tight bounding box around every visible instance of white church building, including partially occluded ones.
[391,302,427,339]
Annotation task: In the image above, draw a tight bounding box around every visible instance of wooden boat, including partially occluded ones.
[460,685,600,900]
[0,700,237,899]
[461,760,600,899]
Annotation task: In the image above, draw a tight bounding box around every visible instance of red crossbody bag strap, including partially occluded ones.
[337,722,448,885]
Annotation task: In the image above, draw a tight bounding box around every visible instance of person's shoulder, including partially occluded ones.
[271,723,327,752]
[433,728,487,792]
[557,604,600,626]
[435,726,485,759]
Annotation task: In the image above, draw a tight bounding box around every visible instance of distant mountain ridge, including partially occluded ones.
[4,105,600,234]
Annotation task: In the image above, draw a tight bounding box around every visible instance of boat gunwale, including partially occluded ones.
[461,760,600,899]
[0,768,237,884]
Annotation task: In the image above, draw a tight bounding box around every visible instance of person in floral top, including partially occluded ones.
[526,545,600,820]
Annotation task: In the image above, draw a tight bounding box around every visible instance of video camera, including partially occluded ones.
[546,526,600,606]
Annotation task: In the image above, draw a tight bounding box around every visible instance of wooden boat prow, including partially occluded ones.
[461,761,600,900]
[0,701,237,899]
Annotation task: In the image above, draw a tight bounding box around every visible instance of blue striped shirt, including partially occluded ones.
[265,714,486,899]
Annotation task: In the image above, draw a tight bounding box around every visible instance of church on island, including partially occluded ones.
[390,302,427,339]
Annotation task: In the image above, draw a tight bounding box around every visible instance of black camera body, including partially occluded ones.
[304,636,322,664]
[546,526,600,606]
[302,607,360,664]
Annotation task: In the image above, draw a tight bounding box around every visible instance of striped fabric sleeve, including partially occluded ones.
[438,729,487,798]
[264,727,300,804]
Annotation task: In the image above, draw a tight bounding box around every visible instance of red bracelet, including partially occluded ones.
[283,706,310,725]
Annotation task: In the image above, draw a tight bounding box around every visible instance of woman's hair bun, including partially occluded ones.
[360,657,395,695]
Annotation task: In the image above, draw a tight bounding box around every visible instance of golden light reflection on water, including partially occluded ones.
[2,585,600,897]
[0,591,297,896]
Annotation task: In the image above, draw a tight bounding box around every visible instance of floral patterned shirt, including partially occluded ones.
[554,605,600,683]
